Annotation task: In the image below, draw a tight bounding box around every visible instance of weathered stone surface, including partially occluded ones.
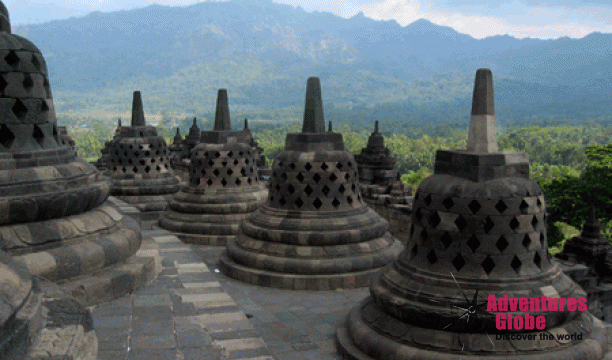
[107,91,181,211]
[337,68,612,359]
[159,89,268,245]
[219,77,403,290]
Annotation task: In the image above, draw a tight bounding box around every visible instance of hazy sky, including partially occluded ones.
[6,0,612,39]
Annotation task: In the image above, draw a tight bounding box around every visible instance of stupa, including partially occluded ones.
[57,125,77,154]
[337,69,612,359]
[242,118,272,180]
[158,89,267,245]
[168,127,187,180]
[0,248,98,359]
[219,77,403,290]
[107,91,181,212]
[0,2,156,307]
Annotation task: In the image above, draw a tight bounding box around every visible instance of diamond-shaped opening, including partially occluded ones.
[520,199,529,212]
[145,165,151,173]
[321,185,330,196]
[22,74,33,90]
[247,177,252,184]
[235,178,242,186]
[289,162,296,170]
[483,216,495,234]
[282,172,288,181]
[531,215,538,228]
[287,184,295,194]
[128,158,133,164]
[213,169,220,176]
[208,160,214,166]
[329,173,338,182]
[227,151,233,157]
[496,235,509,252]
[351,184,356,192]
[411,244,418,257]
[279,196,286,205]
[421,228,429,241]
[304,185,314,196]
[0,124,15,148]
[440,232,452,249]
[453,254,466,272]
[442,197,454,210]
[238,151,243,156]
[234,159,239,165]
[305,162,312,171]
[540,232,545,247]
[296,173,305,182]
[12,99,28,119]
[295,197,304,208]
[345,173,350,181]
[494,200,507,213]
[347,196,354,205]
[336,162,344,170]
[424,194,432,206]
[156,165,161,171]
[31,54,41,70]
[214,151,220,158]
[536,197,542,207]
[227,168,234,176]
[429,212,441,228]
[321,162,329,171]
[122,167,127,173]
[5,50,19,66]
[313,173,322,183]
[222,160,228,167]
[509,217,520,231]
[415,208,423,221]
[0,75,7,93]
[534,251,542,269]
[455,215,467,231]
[522,234,531,249]
[467,235,480,252]
[139,159,146,166]
[482,256,495,275]
[426,250,437,264]
[510,256,522,273]
[313,197,322,209]
[278,161,283,167]
[207,179,213,186]
[338,184,346,193]
[33,124,44,146]
[275,184,281,191]
[332,198,340,208]
[469,200,482,214]
[133,166,138,173]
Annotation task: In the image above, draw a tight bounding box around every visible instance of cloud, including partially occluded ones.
[357,0,612,38]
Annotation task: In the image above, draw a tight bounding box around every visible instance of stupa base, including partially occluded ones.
[170,232,236,246]
[218,244,402,290]
[116,194,175,212]
[337,297,612,360]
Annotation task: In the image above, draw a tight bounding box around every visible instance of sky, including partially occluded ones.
[5,0,612,39]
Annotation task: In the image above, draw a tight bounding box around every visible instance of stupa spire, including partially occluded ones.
[131,91,146,127]
[328,120,332,132]
[302,77,325,133]
[118,118,122,127]
[0,1,10,33]
[466,68,498,153]
[244,118,249,129]
[214,89,231,131]
[374,120,379,133]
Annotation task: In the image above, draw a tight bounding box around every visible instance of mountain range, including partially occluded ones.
[12,0,612,124]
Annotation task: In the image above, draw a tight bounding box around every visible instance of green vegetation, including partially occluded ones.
[68,122,612,253]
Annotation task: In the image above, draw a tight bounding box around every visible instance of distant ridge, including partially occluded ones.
[11,1,612,116]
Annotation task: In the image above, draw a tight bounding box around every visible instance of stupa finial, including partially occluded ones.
[302,77,325,133]
[214,89,231,131]
[0,1,10,34]
[131,91,146,127]
[118,118,121,127]
[244,118,249,129]
[466,68,498,153]
[374,120,379,133]
[328,121,333,132]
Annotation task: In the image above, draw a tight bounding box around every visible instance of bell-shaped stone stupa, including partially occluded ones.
[107,91,182,212]
[337,68,612,359]
[0,2,155,307]
[158,89,267,245]
[93,118,121,172]
[219,77,403,290]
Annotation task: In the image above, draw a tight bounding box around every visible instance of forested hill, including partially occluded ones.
[11,0,612,118]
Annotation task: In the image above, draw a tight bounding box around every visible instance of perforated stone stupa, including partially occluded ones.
[0,2,157,307]
[158,89,267,245]
[242,118,272,180]
[107,91,181,212]
[219,77,403,290]
[337,69,612,359]
[93,118,121,172]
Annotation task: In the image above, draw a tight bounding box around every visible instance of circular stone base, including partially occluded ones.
[218,245,402,290]
[172,232,236,246]
[337,297,612,360]
[117,194,174,212]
